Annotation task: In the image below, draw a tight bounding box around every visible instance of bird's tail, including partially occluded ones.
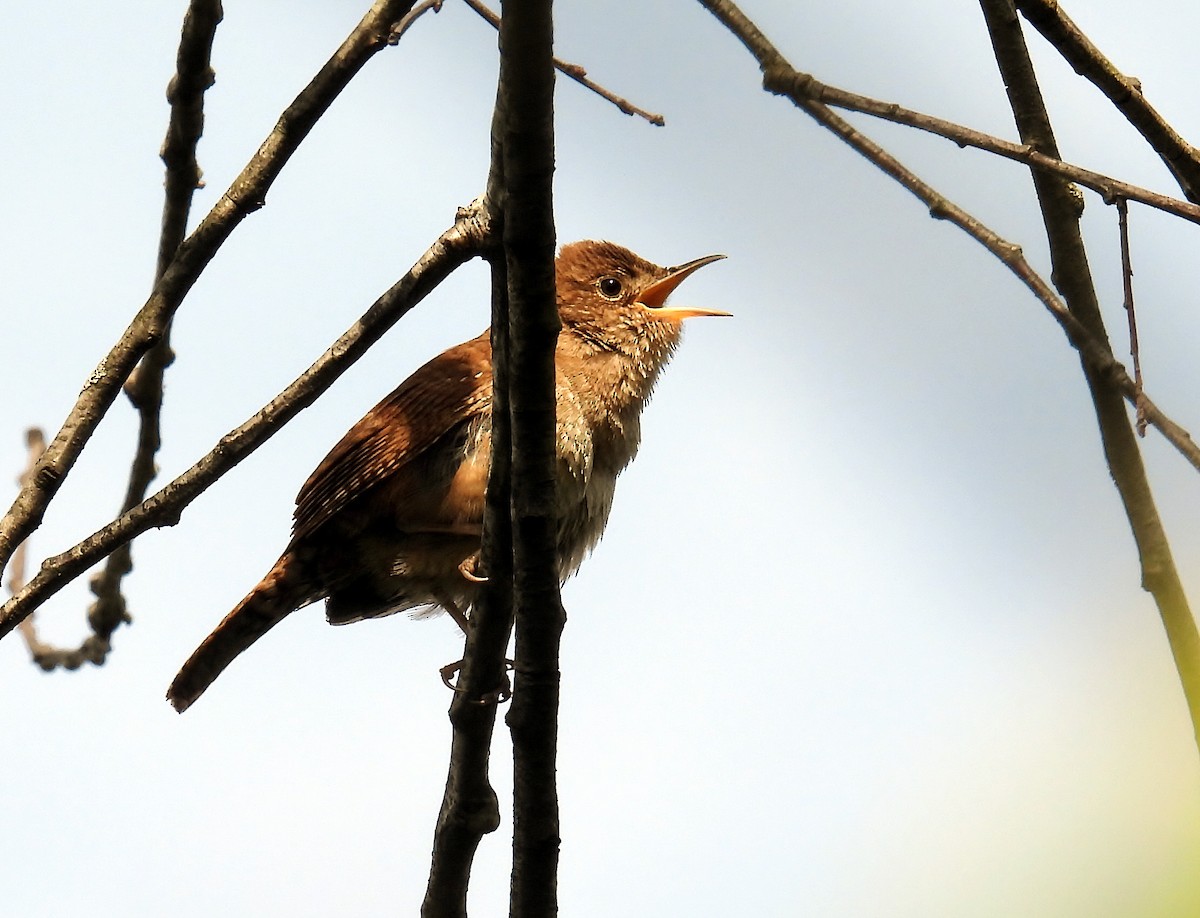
[167,550,313,713]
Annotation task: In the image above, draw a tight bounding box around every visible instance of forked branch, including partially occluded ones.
[0,204,492,640]
[1014,0,1200,203]
[767,70,1200,228]
[700,0,1200,759]
[0,0,420,586]
[694,0,1200,476]
[979,0,1200,755]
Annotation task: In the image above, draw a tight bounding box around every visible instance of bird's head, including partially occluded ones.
[554,240,728,365]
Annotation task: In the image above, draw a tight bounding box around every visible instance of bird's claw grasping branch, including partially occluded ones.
[440,658,514,704]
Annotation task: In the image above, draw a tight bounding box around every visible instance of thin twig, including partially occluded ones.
[1117,199,1147,436]
[0,204,493,640]
[389,0,443,43]
[9,428,113,670]
[462,0,664,125]
[693,0,1200,477]
[1014,0,1200,203]
[0,0,419,590]
[772,71,1200,228]
[53,0,225,673]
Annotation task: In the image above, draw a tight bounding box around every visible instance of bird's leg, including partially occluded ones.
[458,552,487,583]
[441,596,471,633]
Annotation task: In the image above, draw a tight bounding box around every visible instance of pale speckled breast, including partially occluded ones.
[553,377,644,578]
[434,368,650,582]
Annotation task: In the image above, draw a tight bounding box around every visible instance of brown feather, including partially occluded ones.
[293,332,493,540]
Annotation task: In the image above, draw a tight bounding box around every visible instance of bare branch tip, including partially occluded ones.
[389,0,444,44]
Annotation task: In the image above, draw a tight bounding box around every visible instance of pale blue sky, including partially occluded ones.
[3,1,1200,915]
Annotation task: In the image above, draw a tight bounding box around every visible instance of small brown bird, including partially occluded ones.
[167,240,726,712]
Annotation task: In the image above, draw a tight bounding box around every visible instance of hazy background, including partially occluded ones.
[3,1,1200,915]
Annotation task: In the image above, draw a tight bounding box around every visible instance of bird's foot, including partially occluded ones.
[439,658,513,704]
[458,553,488,583]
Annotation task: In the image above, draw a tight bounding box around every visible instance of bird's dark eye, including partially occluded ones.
[597,276,623,300]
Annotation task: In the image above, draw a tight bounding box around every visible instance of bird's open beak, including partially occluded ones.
[638,253,730,318]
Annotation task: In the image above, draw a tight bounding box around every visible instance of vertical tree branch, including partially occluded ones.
[422,24,517,918]
[495,0,562,914]
[423,0,561,911]
[422,241,513,918]
[980,0,1200,754]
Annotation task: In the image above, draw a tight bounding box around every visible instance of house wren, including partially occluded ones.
[167,240,726,712]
